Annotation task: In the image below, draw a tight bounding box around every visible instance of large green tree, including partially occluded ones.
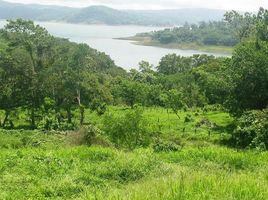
[3,19,54,128]
[228,40,268,114]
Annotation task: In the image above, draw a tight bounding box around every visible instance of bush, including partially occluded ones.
[203,104,225,112]
[68,125,111,147]
[103,107,150,149]
[232,109,268,150]
[84,125,111,147]
[184,114,194,123]
[153,139,181,152]
[195,119,216,128]
[38,115,77,131]
[38,114,58,131]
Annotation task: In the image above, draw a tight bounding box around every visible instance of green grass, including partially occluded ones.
[86,106,233,144]
[0,107,267,199]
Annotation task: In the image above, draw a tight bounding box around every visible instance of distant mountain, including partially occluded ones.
[0,0,227,25]
[0,1,76,21]
[65,6,139,25]
[128,9,227,25]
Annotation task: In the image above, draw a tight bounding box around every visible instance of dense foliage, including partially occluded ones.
[103,107,150,149]
[134,10,266,48]
[0,19,125,129]
[0,8,268,199]
[232,109,268,150]
[1,8,268,151]
[141,21,239,46]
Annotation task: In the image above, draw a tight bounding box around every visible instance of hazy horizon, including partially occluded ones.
[2,0,267,11]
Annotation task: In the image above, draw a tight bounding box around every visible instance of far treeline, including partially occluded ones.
[0,8,268,150]
[133,9,264,50]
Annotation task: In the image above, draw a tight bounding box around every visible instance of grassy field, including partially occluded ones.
[0,107,267,199]
[117,36,233,55]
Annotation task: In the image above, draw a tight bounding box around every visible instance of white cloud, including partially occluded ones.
[4,0,268,11]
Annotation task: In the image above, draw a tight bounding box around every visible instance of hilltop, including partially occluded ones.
[0,0,226,25]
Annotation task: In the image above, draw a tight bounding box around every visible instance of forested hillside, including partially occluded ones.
[0,19,126,129]
[0,8,268,200]
[0,0,226,25]
[123,10,259,53]
[1,8,268,148]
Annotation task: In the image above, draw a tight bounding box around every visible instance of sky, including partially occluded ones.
[4,0,268,11]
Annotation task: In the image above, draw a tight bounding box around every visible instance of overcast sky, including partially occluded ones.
[4,0,268,11]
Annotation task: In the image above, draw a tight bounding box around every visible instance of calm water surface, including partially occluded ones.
[0,21,228,70]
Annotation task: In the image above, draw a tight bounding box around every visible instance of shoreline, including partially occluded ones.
[117,36,233,55]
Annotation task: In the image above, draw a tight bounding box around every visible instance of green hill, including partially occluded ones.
[0,0,226,25]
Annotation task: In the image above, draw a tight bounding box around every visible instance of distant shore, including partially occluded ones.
[117,36,233,55]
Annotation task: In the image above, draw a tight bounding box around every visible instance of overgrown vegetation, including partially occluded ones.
[136,21,239,47]
[103,107,150,149]
[124,9,266,53]
[0,19,125,130]
[0,8,268,199]
[0,109,268,199]
[232,109,268,150]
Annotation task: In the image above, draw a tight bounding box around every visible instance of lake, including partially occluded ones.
[0,21,228,70]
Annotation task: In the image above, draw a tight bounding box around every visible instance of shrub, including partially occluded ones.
[103,107,150,149]
[38,114,57,131]
[232,109,268,150]
[68,125,111,147]
[90,99,107,116]
[203,104,225,112]
[153,139,181,152]
[38,115,77,131]
[195,119,216,128]
[184,114,194,123]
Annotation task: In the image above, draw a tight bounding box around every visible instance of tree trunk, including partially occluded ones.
[67,108,72,124]
[30,108,36,129]
[174,110,180,119]
[79,106,85,126]
[29,48,37,129]
[76,89,84,126]
[2,110,10,128]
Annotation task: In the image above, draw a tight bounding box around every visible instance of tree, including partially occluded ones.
[232,109,268,150]
[0,19,121,129]
[164,89,185,119]
[145,84,164,106]
[140,20,239,48]
[191,54,215,67]
[181,83,208,108]
[139,60,154,74]
[49,41,112,125]
[103,107,150,149]
[256,8,268,44]
[224,9,268,115]
[224,10,256,41]
[138,61,156,84]
[157,54,191,75]
[0,49,20,127]
[68,43,92,125]
[119,80,146,108]
[3,19,54,128]
[192,58,231,104]
[227,40,268,114]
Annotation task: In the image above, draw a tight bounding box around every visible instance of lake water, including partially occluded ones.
[0,21,228,70]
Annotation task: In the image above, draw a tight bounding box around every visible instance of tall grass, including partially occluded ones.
[0,107,267,199]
